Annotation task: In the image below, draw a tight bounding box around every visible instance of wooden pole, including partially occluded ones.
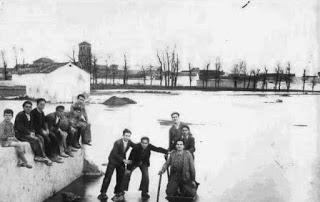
[156,174,162,202]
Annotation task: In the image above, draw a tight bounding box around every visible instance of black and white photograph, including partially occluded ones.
[0,0,320,202]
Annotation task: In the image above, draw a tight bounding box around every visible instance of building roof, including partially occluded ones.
[15,62,69,74]
[33,57,55,64]
[79,41,91,46]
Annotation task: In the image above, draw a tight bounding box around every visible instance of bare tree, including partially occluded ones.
[170,50,175,87]
[285,62,291,92]
[1,51,7,80]
[166,50,170,87]
[215,58,222,88]
[302,69,306,92]
[231,64,240,89]
[162,54,168,87]
[148,65,154,85]
[204,63,210,88]
[123,54,128,85]
[247,70,254,89]
[92,55,98,85]
[156,51,163,86]
[262,67,268,91]
[12,47,18,69]
[188,63,192,87]
[174,54,179,87]
[253,69,260,90]
[141,66,146,85]
[274,64,281,91]
[239,61,247,88]
[105,60,109,85]
[157,47,180,88]
[278,69,284,91]
[20,48,25,68]
[311,75,317,92]
[110,64,118,85]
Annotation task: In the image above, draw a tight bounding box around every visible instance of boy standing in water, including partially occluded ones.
[121,136,168,200]
[98,129,136,201]
[0,109,32,168]
[168,112,184,151]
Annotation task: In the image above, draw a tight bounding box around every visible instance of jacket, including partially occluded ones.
[168,123,185,150]
[182,134,195,156]
[14,111,33,137]
[45,112,60,134]
[30,108,46,134]
[161,150,195,183]
[128,143,167,169]
[108,139,136,166]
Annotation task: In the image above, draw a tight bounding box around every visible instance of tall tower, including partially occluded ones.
[78,41,92,73]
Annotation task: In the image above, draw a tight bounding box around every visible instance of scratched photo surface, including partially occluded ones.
[0,1,319,202]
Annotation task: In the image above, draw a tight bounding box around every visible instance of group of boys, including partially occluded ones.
[97,112,196,201]
[0,94,91,168]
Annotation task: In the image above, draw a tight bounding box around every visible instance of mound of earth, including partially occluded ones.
[102,96,137,106]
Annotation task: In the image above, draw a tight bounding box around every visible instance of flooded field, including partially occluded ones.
[1,90,320,202]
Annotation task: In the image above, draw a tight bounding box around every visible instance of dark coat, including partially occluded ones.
[169,123,185,151]
[45,112,60,134]
[128,144,167,169]
[161,150,195,183]
[14,111,33,138]
[108,139,136,167]
[30,108,46,134]
[182,135,195,155]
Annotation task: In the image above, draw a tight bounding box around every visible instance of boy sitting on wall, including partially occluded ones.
[0,109,32,169]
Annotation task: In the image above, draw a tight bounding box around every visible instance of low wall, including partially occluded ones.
[0,142,84,202]
[0,85,26,97]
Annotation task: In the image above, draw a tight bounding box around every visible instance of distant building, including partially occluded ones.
[198,70,225,80]
[0,68,12,80]
[33,57,55,65]
[78,41,92,73]
[12,61,90,102]
[180,68,200,77]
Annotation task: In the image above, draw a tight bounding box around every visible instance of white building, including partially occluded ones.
[12,62,90,103]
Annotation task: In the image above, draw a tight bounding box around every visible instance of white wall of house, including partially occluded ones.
[197,79,255,89]
[11,63,90,102]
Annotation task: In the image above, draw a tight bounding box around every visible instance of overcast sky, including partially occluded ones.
[0,0,319,74]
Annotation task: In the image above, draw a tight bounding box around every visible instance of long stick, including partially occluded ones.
[164,154,170,179]
[157,174,162,202]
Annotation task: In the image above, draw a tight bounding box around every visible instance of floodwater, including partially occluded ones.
[1,90,320,202]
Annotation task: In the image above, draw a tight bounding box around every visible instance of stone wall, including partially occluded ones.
[0,142,84,202]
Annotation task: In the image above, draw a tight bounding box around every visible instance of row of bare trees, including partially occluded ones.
[156,47,180,87]
[1,51,7,80]
[68,47,320,91]
[200,60,318,92]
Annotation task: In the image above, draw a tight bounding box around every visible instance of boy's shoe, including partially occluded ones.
[44,158,53,166]
[25,163,33,169]
[65,150,74,157]
[141,192,150,199]
[70,147,78,152]
[51,157,64,163]
[112,194,124,201]
[34,156,46,162]
[83,142,92,146]
[59,152,69,158]
[18,162,33,169]
[117,195,125,201]
[97,193,108,200]
[111,194,118,201]
[73,144,81,149]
